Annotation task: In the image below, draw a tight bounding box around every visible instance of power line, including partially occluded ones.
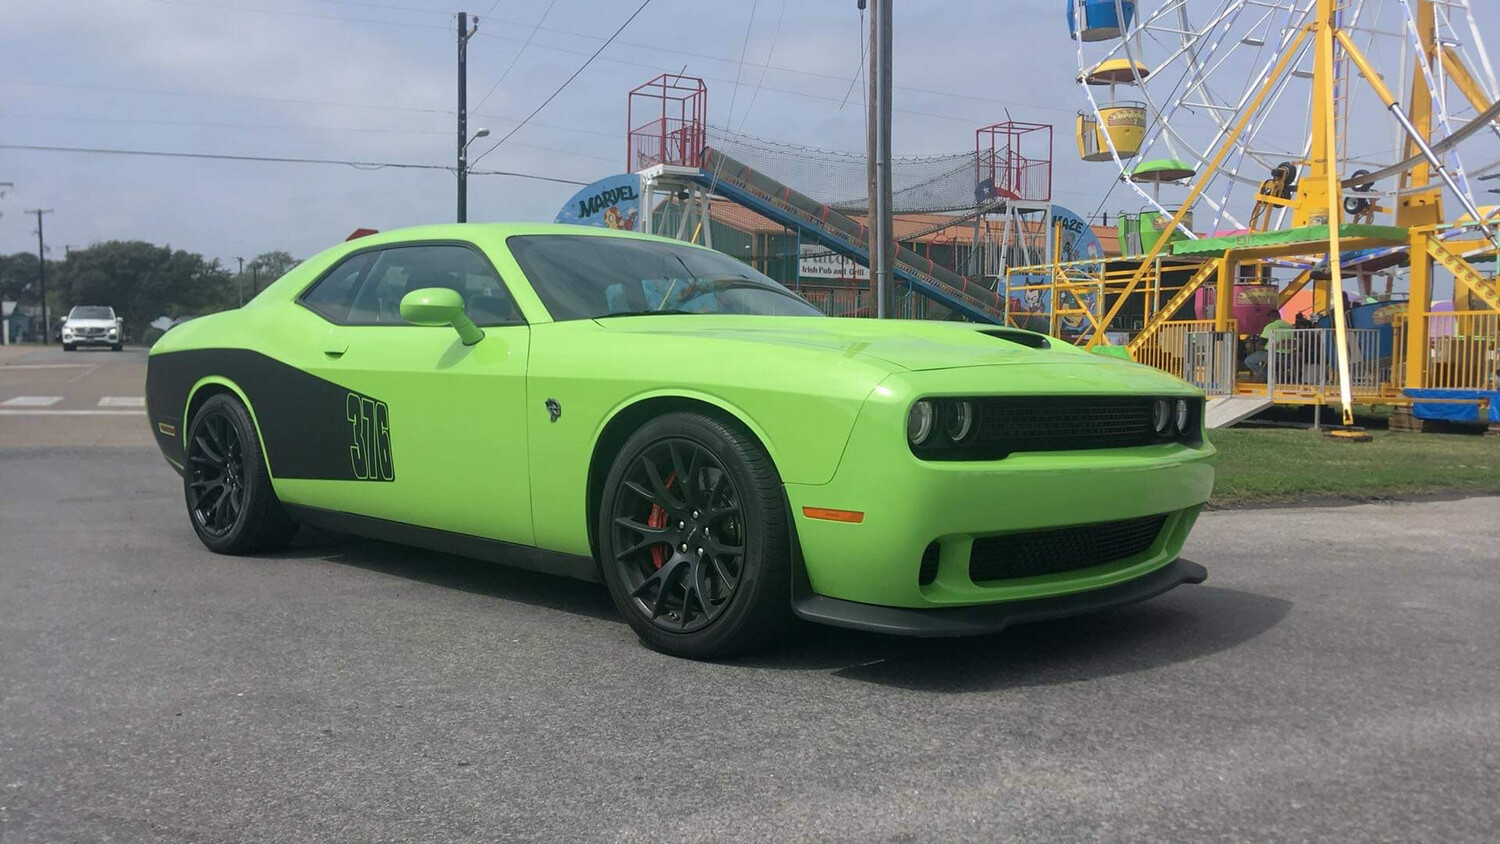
[737,0,789,132]
[0,143,589,185]
[150,0,1087,121]
[4,80,619,140]
[839,3,866,112]
[472,0,561,114]
[152,0,451,30]
[1,113,618,162]
[724,0,761,131]
[469,0,652,168]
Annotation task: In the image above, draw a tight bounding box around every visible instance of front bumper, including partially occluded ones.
[783,371,1217,611]
[793,557,1206,636]
[64,334,118,346]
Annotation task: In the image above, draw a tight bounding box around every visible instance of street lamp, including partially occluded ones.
[458,128,490,223]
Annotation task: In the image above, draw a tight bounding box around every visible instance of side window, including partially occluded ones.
[344,244,523,327]
[300,252,374,323]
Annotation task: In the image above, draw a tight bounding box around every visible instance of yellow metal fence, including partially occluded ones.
[1423,311,1500,390]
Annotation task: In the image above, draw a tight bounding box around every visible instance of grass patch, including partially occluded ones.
[1209,427,1500,507]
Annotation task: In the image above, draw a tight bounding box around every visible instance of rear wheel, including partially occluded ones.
[184,393,298,554]
[598,412,792,659]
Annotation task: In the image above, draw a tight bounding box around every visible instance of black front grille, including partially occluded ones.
[975,396,1158,453]
[912,396,1201,461]
[968,514,1168,583]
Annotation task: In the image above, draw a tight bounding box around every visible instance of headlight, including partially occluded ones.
[944,400,975,443]
[1152,399,1172,435]
[907,400,934,445]
[1175,399,1191,434]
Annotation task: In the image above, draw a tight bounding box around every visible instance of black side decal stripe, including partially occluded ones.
[146,348,391,481]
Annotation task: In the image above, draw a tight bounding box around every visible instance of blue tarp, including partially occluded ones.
[1403,389,1500,424]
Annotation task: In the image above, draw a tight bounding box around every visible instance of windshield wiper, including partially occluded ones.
[594,308,697,319]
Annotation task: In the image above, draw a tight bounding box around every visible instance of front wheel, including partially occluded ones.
[63,343,75,352]
[598,411,793,659]
[184,393,299,554]
[111,343,122,352]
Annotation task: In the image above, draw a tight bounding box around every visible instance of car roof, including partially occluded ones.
[337,222,698,250]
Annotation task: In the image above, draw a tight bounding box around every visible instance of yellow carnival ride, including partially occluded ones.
[1013,0,1500,428]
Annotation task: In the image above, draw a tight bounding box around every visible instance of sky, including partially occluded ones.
[2,0,1498,270]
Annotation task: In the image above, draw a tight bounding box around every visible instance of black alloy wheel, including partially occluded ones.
[183,393,299,555]
[188,409,246,537]
[610,437,745,633]
[598,411,793,659]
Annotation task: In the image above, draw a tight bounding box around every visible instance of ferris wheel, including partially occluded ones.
[1069,0,1500,239]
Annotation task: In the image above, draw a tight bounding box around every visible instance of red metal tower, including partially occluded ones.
[975,121,1053,204]
[626,74,708,172]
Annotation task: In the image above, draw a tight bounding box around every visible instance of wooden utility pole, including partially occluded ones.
[866,0,895,318]
[457,12,479,223]
[26,208,52,343]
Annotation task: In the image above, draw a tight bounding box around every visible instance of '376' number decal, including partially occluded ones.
[346,392,394,482]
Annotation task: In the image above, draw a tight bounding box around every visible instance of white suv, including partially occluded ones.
[62,305,123,352]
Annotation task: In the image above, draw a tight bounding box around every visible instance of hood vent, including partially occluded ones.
[979,329,1050,350]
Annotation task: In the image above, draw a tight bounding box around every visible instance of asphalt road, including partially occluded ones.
[2,346,1498,841]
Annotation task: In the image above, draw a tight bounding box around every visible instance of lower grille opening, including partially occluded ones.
[968,514,1169,584]
[918,541,941,586]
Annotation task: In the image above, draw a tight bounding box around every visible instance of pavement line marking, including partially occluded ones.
[99,396,145,407]
[0,395,64,407]
[0,409,147,416]
[0,364,93,370]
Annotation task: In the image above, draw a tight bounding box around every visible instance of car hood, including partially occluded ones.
[64,318,117,329]
[590,315,1104,371]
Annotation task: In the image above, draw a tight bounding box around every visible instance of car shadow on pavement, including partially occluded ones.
[737,587,1293,693]
[285,528,620,622]
[284,530,1289,692]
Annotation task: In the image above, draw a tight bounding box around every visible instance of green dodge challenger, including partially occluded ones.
[146,224,1215,658]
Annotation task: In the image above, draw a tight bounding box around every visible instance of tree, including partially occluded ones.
[0,251,52,304]
[248,251,300,289]
[49,241,233,338]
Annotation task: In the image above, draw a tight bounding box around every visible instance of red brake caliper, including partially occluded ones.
[647,473,676,569]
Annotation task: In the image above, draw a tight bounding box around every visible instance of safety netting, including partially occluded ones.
[702,126,984,215]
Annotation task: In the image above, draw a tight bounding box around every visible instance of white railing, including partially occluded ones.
[1267,328,1383,397]
[1184,331,1239,395]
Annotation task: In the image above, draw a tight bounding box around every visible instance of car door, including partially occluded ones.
[288,241,533,544]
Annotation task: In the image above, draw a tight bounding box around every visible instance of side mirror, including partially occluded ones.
[399,288,484,345]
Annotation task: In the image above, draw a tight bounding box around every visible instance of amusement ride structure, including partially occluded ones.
[558,0,1500,429]
[1044,0,1500,426]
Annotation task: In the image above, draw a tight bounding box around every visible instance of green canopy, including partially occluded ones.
[1124,159,1197,183]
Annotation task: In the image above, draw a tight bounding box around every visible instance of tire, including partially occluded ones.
[184,393,299,554]
[111,343,122,352]
[597,411,793,659]
[63,343,75,352]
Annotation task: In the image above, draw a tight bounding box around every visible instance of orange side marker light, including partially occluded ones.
[802,507,865,524]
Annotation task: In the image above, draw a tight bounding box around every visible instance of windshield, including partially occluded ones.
[70,306,114,320]
[507,234,823,321]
